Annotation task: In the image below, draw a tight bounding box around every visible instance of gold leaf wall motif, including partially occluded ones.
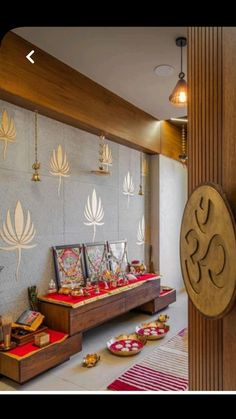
[0,110,16,160]
[0,201,37,280]
[49,145,70,196]
[84,189,104,242]
[123,171,135,207]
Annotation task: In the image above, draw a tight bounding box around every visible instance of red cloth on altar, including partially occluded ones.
[160,288,175,296]
[39,273,159,307]
[5,329,67,359]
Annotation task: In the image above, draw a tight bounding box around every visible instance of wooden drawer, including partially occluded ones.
[0,333,81,383]
[70,298,125,334]
[125,280,160,311]
[138,289,176,314]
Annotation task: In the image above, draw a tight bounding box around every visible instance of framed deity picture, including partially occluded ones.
[52,244,86,288]
[83,242,110,281]
[107,240,129,274]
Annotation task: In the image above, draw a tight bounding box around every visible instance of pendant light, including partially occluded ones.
[31,110,41,181]
[169,37,187,107]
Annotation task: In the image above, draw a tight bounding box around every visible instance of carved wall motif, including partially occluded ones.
[0,201,37,280]
[137,215,145,246]
[0,110,16,160]
[180,183,236,318]
[84,189,105,242]
[49,144,70,197]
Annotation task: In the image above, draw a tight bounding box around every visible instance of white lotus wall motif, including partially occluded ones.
[137,215,145,245]
[84,189,104,242]
[123,171,135,207]
[49,145,70,196]
[0,201,37,280]
[0,110,16,160]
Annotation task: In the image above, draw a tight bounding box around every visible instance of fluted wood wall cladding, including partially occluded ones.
[188,27,236,390]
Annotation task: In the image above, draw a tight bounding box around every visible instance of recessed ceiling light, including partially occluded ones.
[154,64,175,77]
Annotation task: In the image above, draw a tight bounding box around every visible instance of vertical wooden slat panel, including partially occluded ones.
[222,28,236,390]
[188,26,236,390]
[188,27,223,390]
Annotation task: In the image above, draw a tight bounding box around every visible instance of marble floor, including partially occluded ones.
[0,290,187,392]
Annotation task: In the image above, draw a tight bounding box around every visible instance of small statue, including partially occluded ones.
[103,281,109,289]
[48,279,57,294]
[140,262,147,275]
[94,284,100,294]
[28,285,38,311]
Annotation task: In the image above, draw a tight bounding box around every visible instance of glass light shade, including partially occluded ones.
[169,78,187,107]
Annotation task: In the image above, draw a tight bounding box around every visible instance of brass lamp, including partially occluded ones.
[91,134,112,176]
[179,124,188,164]
[138,152,144,196]
[169,37,187,107]
[32,111,41,181]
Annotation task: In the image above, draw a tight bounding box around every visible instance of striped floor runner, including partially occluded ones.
[107,328,188,391]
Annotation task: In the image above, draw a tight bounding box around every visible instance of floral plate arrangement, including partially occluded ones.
[136,316,170,341]
[107,333,146,356]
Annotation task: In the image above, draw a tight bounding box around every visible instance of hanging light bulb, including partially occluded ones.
[31,111,41,181]
[179,124,188,164]
[138,152,144,196]
[169,37,187,107]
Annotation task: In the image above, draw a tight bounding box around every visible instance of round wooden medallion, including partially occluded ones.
[180,183,236,318]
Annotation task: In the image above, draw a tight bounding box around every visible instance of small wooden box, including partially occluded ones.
[34,332,50,347]
[11,326,48,346]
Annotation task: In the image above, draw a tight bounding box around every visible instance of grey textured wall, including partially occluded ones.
[0,100,150,319]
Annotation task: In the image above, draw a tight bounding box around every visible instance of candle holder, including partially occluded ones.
[1,315,13,350]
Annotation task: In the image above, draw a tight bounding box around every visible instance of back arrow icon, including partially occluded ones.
[26,50,35,64]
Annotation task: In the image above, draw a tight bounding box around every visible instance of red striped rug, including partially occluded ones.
[107,328,188,391]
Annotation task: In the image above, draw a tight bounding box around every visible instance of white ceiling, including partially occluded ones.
[14,27,187,120]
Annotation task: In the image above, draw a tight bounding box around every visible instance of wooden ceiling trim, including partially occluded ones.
[0,32,183,158]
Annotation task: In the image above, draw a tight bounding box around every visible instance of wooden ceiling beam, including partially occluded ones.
[0,32,182,159]
[0,32,161,154]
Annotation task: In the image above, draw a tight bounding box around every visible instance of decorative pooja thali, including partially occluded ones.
[107,333,145,356]
[136,321,169,340]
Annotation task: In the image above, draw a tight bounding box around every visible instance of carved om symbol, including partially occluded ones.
[184,197,226,294]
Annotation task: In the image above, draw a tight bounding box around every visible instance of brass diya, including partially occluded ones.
[83,353,100,368]
[157,313,169,323]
